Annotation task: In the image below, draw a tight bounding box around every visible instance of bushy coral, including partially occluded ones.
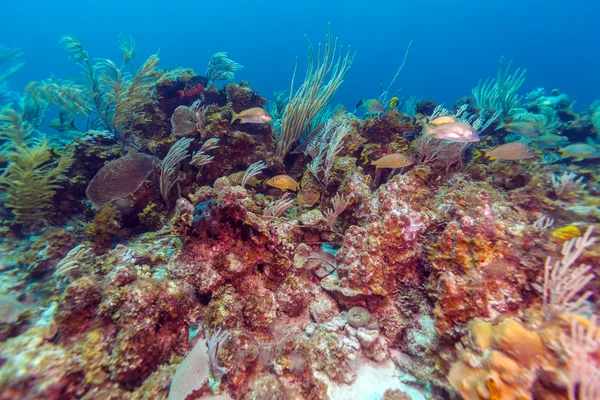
[0,140,73,225]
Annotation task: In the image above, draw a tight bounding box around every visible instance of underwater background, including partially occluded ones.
[2,0,600,399]
[3,0,600,109]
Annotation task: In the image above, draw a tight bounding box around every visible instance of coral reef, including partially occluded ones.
[1,30,600,400]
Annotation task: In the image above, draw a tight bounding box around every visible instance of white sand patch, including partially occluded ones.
[323,358,427,400]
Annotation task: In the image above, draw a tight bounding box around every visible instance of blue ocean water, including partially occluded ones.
[2,0,599,110]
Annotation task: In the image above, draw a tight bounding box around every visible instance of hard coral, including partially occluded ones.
[85,204,122,250]
[55,277,102,339]
[448,318,569,400]
[109,279,197,386]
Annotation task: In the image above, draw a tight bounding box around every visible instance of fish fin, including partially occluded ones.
[489,156,496,160]
[177,90,185,98]
[70,120,78,131]
[240,120,247,124]
[494,121,505,131]
[230,111,238,124]
[473,150,485,160]
[573,158,584,162]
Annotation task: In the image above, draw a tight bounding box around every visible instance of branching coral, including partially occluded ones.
[413,133,468,172]
[0,45,24,85]
[206,52,243,83]
[542,226,596,321]
[190,138,220,168]
[377,41,413,109]
[0,106,35,152]
[160,138,192,207]
[560,315,600,400]
[0,139,73,224]
[323,192,350,230]
[591,100,600,134]
[472,56,526,118]
[26,36,160,150]
[551,171,587,199]
[276,24,355,158]
[307,115,352,196]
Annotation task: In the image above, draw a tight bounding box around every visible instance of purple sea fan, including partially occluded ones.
[86,152,159,209]
[551,171,587,199]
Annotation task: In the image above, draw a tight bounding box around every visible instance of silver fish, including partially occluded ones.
[422,119,480,143]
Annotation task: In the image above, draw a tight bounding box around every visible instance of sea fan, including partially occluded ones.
[86,152,159,210]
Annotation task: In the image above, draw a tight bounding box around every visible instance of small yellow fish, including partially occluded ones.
[358,98,384,114]
[474,142,535,161]
[265,175,299,192]
[429,116,456,126]
[370,153,414,169]
[551,225,581,242]
[390,97,399,111]
[495,121,540,137]
[227,171,262,187]
[333,104,348,116]
[231,107,272,124]
[559,143,600,161]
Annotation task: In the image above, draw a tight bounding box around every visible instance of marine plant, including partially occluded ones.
[263,192,294,218]
[190,138,220,168]
[413,133,467,172]
[307,116,352,197]
[0,45,23,86]
[0,106,34,152]
[592,100,600,133]
[560,316,600,400]
[160,138,193,207]
[542,226,595,321]
[405,95,423,118]
[551,171,587,199]
[26,36,160,149]
[206,52,244,83]
[85,203,121,248]
[276,24,355,158]
[472,56,526,118]
[377,41,413,109]
[510,105,560,135]
[0,139,73,224]
[241,160,267,188]
[323,192,350,230]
